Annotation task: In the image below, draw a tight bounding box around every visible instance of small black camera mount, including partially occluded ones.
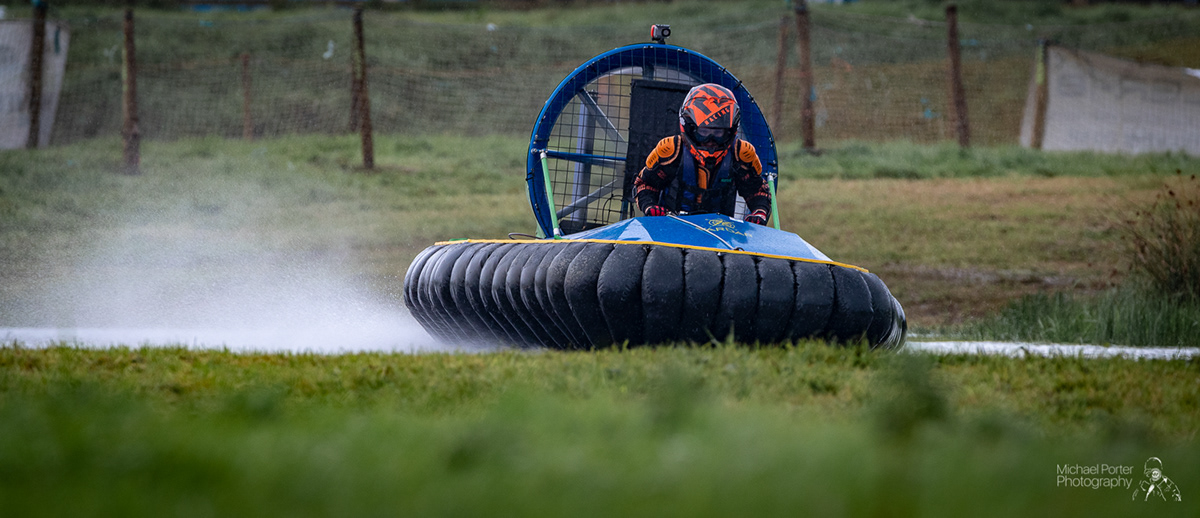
[650,24,671,44]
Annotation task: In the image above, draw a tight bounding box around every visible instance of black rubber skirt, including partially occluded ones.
[403,240,906,349]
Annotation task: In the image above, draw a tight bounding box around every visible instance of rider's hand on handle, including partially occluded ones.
[643,205,669,217]
[744,209,769,226]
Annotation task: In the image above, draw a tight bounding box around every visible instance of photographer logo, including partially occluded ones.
[1132,457,1182,502]
[1055,457,1183,502]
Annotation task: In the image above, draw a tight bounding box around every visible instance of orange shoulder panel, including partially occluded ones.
[737,140,762,174]
[644,136,682,168]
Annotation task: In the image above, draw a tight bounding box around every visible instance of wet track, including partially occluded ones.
[3,326,1198,359]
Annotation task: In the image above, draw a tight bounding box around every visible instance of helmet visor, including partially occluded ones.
[690,126,735,149]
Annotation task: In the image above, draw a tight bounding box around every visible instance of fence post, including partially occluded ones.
[1031,39,1049,150]
[353,7,374,170]
[772,14,787,138]
[25,0,47,149]
[241,52,253,141]
[349,43,361,131]
[945,3,970,148]
[793,0,815,153]
[122,7,140,175]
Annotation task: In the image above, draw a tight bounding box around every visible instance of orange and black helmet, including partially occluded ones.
[679,83,740,164]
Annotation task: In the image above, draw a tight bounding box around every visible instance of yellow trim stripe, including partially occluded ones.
[433,238,869,273]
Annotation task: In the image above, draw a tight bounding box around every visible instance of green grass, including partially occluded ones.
[1120,173,1200,302]
[942,173,1200,346]
[0,134,528,260]
[779,140,1200,180]
[0,134,534,326]
[0,344,1197,517]
[3,2,1199,512]
[949,286,1200,347]
[3,134,1198,328]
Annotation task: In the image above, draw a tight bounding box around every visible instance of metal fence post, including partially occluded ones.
[946,3,971,148]
[122,7,140,174]
[25,0,47,149]
[794,0,815,153]
[353,7,374,170]
[241,52,253,141]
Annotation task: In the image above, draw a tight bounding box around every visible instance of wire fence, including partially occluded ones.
[38,7,1200,147]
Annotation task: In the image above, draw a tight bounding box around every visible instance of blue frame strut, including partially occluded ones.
[545,150,625,169]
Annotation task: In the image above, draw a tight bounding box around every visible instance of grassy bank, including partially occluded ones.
[0,345,1196,517]
[942,173,1200,346]
[3,134,1199,329]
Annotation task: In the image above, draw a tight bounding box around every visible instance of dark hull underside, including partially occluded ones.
[403,240,906,349]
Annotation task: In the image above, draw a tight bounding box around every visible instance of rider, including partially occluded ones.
[633,83,772,226]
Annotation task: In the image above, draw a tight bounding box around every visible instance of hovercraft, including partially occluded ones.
[403,29,906,350]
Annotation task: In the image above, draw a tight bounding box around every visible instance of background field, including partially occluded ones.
[3,0,1200,515]
[3,134,1199,335]
[9,0,1200,146]
[3,0,1194,339]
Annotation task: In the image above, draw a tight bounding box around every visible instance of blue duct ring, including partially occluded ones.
[527,43,778,238]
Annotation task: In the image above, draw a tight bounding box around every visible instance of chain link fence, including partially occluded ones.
[38,6,1200,147]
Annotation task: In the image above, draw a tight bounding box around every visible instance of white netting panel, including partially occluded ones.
[1020,45,1200,155]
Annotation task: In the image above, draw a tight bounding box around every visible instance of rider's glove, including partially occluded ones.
[643,205,669,217]
[744,209,769,226]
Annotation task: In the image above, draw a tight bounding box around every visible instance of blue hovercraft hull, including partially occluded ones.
[403,214,906,349]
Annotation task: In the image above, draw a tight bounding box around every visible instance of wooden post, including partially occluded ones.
[1031,40,1049,150]
[349,46,361,131]
[122,7,140,175]
[353,7,374,170]
[772,15,787,138]
[945,4,970,148]
[794,0,815,153]
[25,0,47,149]
[241,52,253,140]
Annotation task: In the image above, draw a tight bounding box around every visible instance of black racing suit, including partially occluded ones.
[633,135,771,218]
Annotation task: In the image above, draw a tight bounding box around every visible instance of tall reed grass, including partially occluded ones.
[1122,172,1200,302]
[955,287,1200,347]
[953,172,1200,347]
